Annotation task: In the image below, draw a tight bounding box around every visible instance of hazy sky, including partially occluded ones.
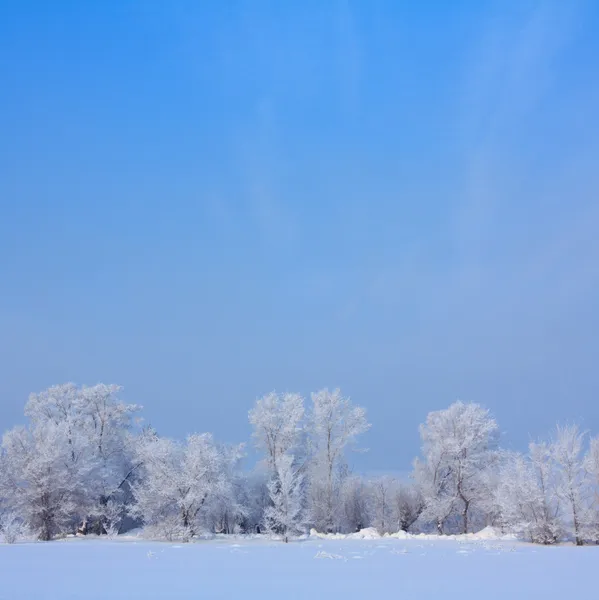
[1,1,598,472]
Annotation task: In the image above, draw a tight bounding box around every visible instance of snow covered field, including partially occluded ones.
[1,534,596,600]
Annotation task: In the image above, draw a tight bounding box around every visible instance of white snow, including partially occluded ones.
[309,525,516,542]
[0,533,596,600]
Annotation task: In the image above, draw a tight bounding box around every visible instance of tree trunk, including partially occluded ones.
[572,501,583,546]
[462,500,469,534]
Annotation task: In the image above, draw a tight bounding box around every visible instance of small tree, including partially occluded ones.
[392,482,424,532]
[96,498,124,538]
[264,454,304,542]
[340,475,370,533]
[0,511,28,544]
[370,477,395,534]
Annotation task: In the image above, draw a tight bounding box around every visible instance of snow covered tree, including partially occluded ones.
[236,469,271,533]
[494,448,562,544]
[415,401,499,534]
[307,388,370,533]
[0,510,28,544]
[203,449,248,534]
[77,384,142,523]
[370,476,396,534]
[340,475,370,533]
[583,436,599,542]
[263,453,304,542]
[413,454,455,534]
[249,392,305,474]
[585,436,599,491]
[130,432,242,540]
[391,482,424,532]
[23,383,142,534]
[1,423,80,540]
[551,425,588,545]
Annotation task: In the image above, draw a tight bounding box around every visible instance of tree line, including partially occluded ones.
[0,383,598,545]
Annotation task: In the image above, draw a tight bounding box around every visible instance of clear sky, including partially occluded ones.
[1,1,599,472]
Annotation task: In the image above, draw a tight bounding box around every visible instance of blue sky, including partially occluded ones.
[1,1,599,472]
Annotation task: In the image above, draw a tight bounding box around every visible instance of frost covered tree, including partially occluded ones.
[583,436,599,542]
[415,401,499,534]
[0,510,28,544]
[23,383,142,534]
[1,423,80,540]
[307,388,370,533]
[249,392,305,474]
[77,384,142,528]
[551,425,588,545]
[368,478,423,534]
[413,453,455,534]
[236,469,271,533]
[494,448,562,544]
[391,482,424,532]
[263,453,304,542]
[340,475,370,533]
[130,432,242,540]
[203,453,248,534]
[370,476,396,534]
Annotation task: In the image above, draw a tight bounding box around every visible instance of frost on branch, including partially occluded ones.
[249,391,305,474]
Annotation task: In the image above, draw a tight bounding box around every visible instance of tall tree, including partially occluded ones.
[307,388,370,533]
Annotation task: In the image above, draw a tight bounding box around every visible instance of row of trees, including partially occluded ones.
[1,383,598,545]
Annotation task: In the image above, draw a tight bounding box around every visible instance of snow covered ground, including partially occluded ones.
[0,532,596,600]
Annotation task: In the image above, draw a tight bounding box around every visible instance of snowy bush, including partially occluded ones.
[143,514,193,542]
